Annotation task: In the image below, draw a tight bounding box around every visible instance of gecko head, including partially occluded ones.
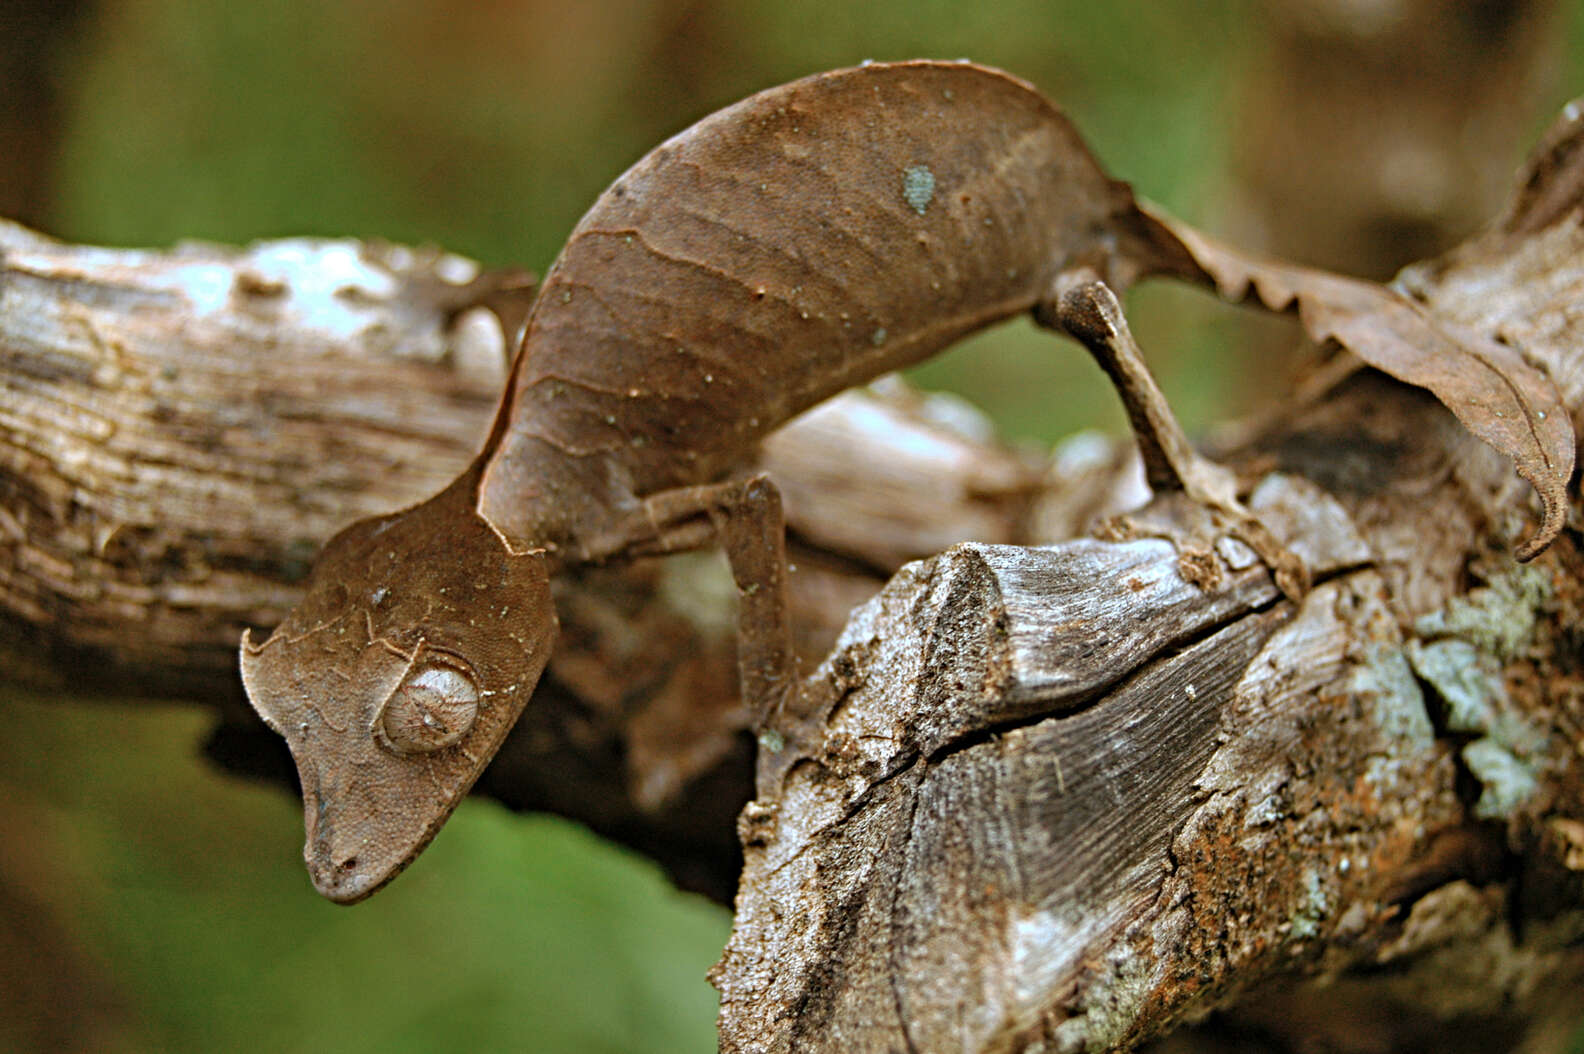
[240,472,556,904]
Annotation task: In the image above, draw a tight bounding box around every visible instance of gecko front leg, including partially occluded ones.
[1038,275,1310,600]
[620,476,798,734]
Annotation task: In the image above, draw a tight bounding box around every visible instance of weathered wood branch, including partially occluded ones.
[0,218,1047,898]
[4,87,1584,1051]
[717,369,1584,1051]
[0,221,513,697]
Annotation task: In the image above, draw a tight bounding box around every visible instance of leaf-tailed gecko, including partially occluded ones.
[244,59,1567,903]
[239,60,1212,901]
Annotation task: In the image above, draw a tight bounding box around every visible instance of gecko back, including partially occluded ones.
[478,61,1183,552]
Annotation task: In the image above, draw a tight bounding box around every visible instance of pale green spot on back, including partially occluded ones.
[902,164,935,215]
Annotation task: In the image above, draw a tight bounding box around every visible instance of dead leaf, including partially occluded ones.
[1145,202,1575,561]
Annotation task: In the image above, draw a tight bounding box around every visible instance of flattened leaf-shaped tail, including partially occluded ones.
[1142,203,1575,561]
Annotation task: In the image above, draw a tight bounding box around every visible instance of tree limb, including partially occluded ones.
[4,92,1583,1049]
[0,218,1043,899]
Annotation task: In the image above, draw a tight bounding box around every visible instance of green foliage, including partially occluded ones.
[0,692,725,1053]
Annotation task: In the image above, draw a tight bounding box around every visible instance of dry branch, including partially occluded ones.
[713,98,1584,1049]
[718,369,1584,1051]
[4,90,1584,1051]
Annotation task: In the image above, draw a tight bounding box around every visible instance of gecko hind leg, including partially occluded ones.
[1036,274,1310,600]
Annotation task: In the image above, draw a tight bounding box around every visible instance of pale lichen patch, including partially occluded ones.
[1351,641,1436,757]
[1289,869,1333,939]
[1412,561,1551,660]
[1462,738,1539,819]
[1406,638,1504,734]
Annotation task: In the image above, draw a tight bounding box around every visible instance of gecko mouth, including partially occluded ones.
[301,783,424,904]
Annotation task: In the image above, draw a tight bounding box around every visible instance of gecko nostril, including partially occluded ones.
[339,856,358,871]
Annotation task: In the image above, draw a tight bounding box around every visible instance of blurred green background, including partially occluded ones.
[4,1,1584,1051]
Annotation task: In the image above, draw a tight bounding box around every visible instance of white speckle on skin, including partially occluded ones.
[902,164,936,216]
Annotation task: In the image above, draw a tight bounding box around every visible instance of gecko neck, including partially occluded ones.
[473,434,649,562]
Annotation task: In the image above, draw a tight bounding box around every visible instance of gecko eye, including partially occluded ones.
[375,659,480,755]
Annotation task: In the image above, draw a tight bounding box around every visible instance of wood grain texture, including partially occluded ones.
[0,222,511,697]
[711,101,1584,1049]
[717,368,1584,1051]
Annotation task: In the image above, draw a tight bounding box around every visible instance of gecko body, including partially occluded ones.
[241,60,1187,902]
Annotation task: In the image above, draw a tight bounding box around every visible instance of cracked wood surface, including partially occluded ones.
[717,369,1584,1052]
[713,91,1584,1041]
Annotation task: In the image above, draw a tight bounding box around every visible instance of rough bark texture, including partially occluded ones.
[0,220,512,699]
[3,205,1582,1050]
[710,91,1584,1046]
[716,371,1584,1052]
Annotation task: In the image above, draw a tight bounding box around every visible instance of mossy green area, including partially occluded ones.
[10,2,1584,1050]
